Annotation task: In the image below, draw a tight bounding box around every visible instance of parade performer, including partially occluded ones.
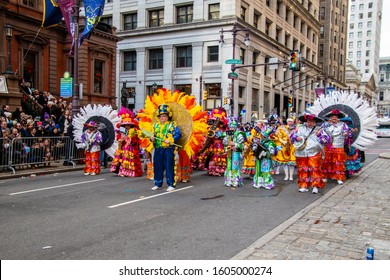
[251,124,277,189]
[290,114,330,193]
[320,109,349,184]
[110,107,143,177]
[81,121,103,175]
[272,118,296,180]
[176,149,192,183]
[223,119,246,187]
[73,104,121,169]
[196,108,228,176]
[242,120,265,178]
[340,117,363,178]
[137,88,208,191]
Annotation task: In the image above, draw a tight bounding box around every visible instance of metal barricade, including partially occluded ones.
[2,136,85,174]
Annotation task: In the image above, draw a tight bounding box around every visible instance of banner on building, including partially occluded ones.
[0,76,9,94]
[58,0,75,47]
[79,0,105,46]
[42,0,63,28]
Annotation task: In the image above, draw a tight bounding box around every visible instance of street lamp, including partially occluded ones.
[219,22,250,117]
[4,24,14,74]
[152,82,157,94]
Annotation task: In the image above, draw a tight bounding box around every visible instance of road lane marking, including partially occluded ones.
[108,185,195,208]
[9,179,105,195]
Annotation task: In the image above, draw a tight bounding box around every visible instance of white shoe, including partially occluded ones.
[166,186,176,192]
[84,172,90,176]
[90,172,96,176]
[337,180,344,185]
[299,188,309,192]
[284,176,289,181]
[322,179,327,183]
[182,180,187,183]
[289,177,294,181]
[151,186,160,191]
[312,187,319,194]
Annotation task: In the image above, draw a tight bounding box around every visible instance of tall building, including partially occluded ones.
[105,0,321,121]
[378,57,390,116]
[347,0,383,80]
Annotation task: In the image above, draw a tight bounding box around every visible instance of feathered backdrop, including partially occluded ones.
[73,104,121,157]
[137,88,208,158]
[307,91,378,150]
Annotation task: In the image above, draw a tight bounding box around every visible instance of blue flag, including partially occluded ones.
[79,0,105,46]
[42,0,63,28]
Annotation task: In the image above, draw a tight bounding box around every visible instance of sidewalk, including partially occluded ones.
[233,153,390,260]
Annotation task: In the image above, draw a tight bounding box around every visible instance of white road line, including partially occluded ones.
[108,185,195,209]
[9,179,106,196]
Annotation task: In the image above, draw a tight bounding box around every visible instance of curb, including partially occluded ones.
[231,157,380,260]
[0,166,85,180]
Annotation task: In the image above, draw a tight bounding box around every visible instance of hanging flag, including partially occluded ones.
[58,0,75,46]
[42,0,63,28]
[79,0,105,46]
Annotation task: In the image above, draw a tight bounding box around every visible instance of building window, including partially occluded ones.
[356,60,361,67]
[348,51,352,58]
[177,5,193,24]
[367,21,372,28]
[357,51,361,58]
[358,31,362,38]
[351,5,355,12]
[240,6,246,21]
[254,12,260,29]
[358,13,363,19]
[149,49,163,69]
[367,30,372,37]
[176,46,192,68]
[239,48,245,64]
[365,60,370,66]
[358,22,363,29]
[266,0,270,7]
[368,12,372,18]
[319,44,324,56]
[349,32,353,39]
[124,13,137,30]
[252,51,259,72]
[100,16,112,26]
[22,0,35,8]
[366,50,370,57]
[366,40,371,47]
[123,51,136,71]
[94,60,104,94]
[359,4,364,10]
[379,92,384,101]
[357,41,362,48]
[239,86,244,99]
[207,46,219,62]
[349,42,353,49]
[208,3,220,20]
[265,19,272,36]
[149,9,164,27]
[350,23,354,29]
[369,2,373,9]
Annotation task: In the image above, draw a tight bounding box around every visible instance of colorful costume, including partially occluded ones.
[81,121,103,175]
[152,104,182,190]
[110,107,143,177]
[271,119,296,180]
[321,109,348,184]
[176,149,192,183]
[251,126,277,189]
[290,114,330,193]
[223,120,246,187]
[341,117,363,177]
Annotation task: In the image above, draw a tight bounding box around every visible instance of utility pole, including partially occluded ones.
[71,0,80,115]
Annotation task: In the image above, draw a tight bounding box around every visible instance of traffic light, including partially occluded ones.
[289,50,300,71]
[288,96,293,107]
[223,97,227,105]
[203,90,208,100]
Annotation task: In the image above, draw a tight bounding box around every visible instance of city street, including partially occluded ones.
[0,138,388,260]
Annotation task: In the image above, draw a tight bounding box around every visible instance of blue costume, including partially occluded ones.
[152,105,182,191]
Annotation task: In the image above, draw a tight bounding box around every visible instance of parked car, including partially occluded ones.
[377,118,390,138]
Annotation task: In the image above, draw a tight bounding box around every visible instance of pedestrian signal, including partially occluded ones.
[289,50,300,71]
[203,91,208,100]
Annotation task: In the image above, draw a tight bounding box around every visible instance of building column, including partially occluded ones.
[136,47,146,111]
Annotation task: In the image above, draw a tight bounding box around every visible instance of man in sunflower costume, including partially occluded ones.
[150,104,182,192]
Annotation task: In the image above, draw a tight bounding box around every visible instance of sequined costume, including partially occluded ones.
[81,121,103,175]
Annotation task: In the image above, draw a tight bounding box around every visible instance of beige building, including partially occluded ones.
[317,0,349,90]
[103,0,321,121]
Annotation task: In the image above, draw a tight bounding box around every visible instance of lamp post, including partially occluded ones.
[71,1,80,115]
[4,24,14,74]
[220,22,250,117]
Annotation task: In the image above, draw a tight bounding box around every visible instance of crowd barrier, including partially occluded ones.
[0,136,86,174]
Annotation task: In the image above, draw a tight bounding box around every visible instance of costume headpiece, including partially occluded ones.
[84,120,98,128]
[157,104,173,118]
[261,127,273,138]
[208,107,228,127]
[298,113,323,123]
[118,106,138,127]
[324,109,345,119]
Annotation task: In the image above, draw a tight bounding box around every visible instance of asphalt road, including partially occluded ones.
[0,138,387,260]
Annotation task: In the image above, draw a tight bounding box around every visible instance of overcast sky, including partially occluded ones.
[380,0,390,57]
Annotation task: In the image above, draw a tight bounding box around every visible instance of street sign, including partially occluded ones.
[225,59,242,64]
[60,77,73,98]
[228,72,238,80]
